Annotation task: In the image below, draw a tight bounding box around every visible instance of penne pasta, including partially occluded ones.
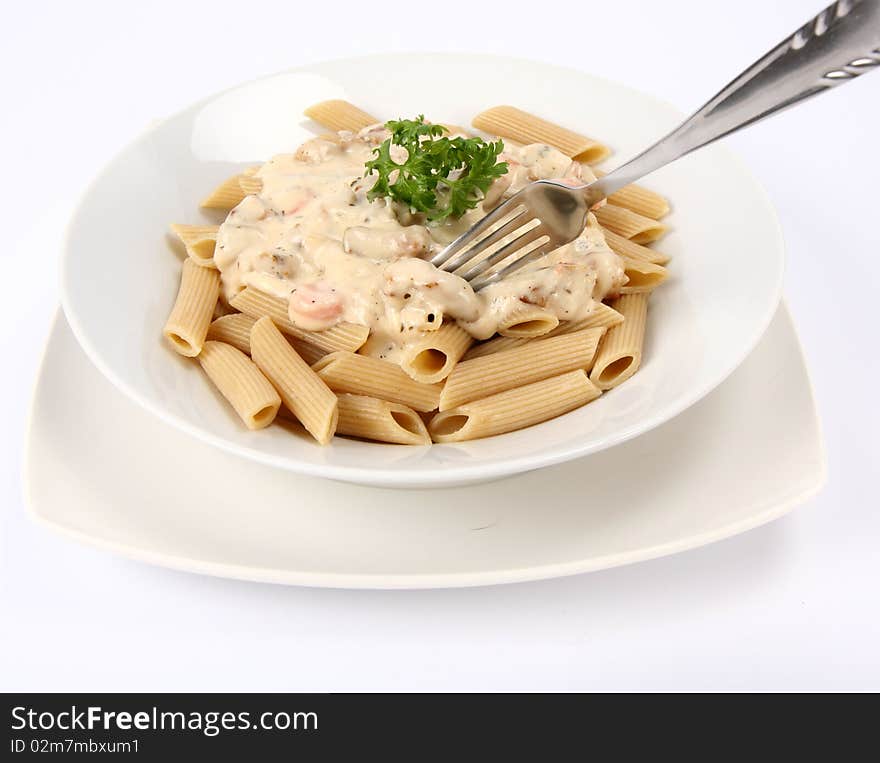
[463,303,622,360]
[430,369,602,443]
[472,106,610,164]
[169,224,219,268]
[438,123,471,136]
[207,313,257,355]
[462,335,535,361]
[206,312,329,364]
[440,328,604,411]
[607,184,670,220]
[313,352,441,412]
[335,394,431,446]
[200,173,246,210]
[593,170,670,219]
[558,302,625,332]
[497,304,559,338]
[169,104,675,445]
[198,341,281,430]
[230,287,369,354]
[163,259,220,356]
[287,338,327,367]
[620,257,668,293]
[590,293,649,390]
[399,323,473,384]
[212,297,236,320]
[238,174,263,196]
[250,317,338,445]
[200,167,259,210]
[594,204,667,244]
[602,228,671,265]
[304,100,379,133]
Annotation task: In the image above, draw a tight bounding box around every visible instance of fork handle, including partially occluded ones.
[592,0,880,201]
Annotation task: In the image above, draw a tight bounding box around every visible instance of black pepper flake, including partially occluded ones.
[427,313,435,322]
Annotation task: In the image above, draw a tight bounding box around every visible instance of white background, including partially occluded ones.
[1,0,878,691]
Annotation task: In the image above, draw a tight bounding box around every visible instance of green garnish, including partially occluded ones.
[364,116,508,223]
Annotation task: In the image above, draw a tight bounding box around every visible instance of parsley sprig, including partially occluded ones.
[364,116,508,223]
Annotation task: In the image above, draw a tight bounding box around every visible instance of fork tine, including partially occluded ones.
[437,206,534,274]
[457,225,549,282]
[470,240,556,292]
[429,195,531,270]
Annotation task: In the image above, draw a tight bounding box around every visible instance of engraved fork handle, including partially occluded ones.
[587,0,880,204]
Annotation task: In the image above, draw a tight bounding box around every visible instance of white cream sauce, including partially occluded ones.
[214,125,626,362]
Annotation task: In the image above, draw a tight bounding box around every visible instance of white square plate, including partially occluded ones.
[24,304,824,588]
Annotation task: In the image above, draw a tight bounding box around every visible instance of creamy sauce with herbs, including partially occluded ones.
[214,125,625,362]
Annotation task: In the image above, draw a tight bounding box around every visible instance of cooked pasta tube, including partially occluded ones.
[607,184,670,220]
[169,224,219,268]
[207,313,257,355]
[558,302,625,332]
[462,336,529,360]
[213,297,236,319]
[163,259,220,357]
[313,352,441,412]
[399,324,473,384]
[430,369,601,443]
[602,228,670,265]
[593,170,670,219]
[304,100,379,132]
[238,174,263,196]
[472,106,610,164]
[620,257,668,293]
[207,312,329,364]
[250,317,338,445]
[440,328,604,411]
[463,303,622,360]
[438,123,471,136]
[200,167,259,210]
[590,293,649,390]
[336,394,431,446]
[288,338,327,366]
[230,287,369,354]
[497,304,559,338]
[594,204,667,244]
[198,341,281,430]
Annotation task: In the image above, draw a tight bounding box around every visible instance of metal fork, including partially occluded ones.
[430,0,880,291]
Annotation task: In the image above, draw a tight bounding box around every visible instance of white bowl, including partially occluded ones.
[61,53,784,489]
